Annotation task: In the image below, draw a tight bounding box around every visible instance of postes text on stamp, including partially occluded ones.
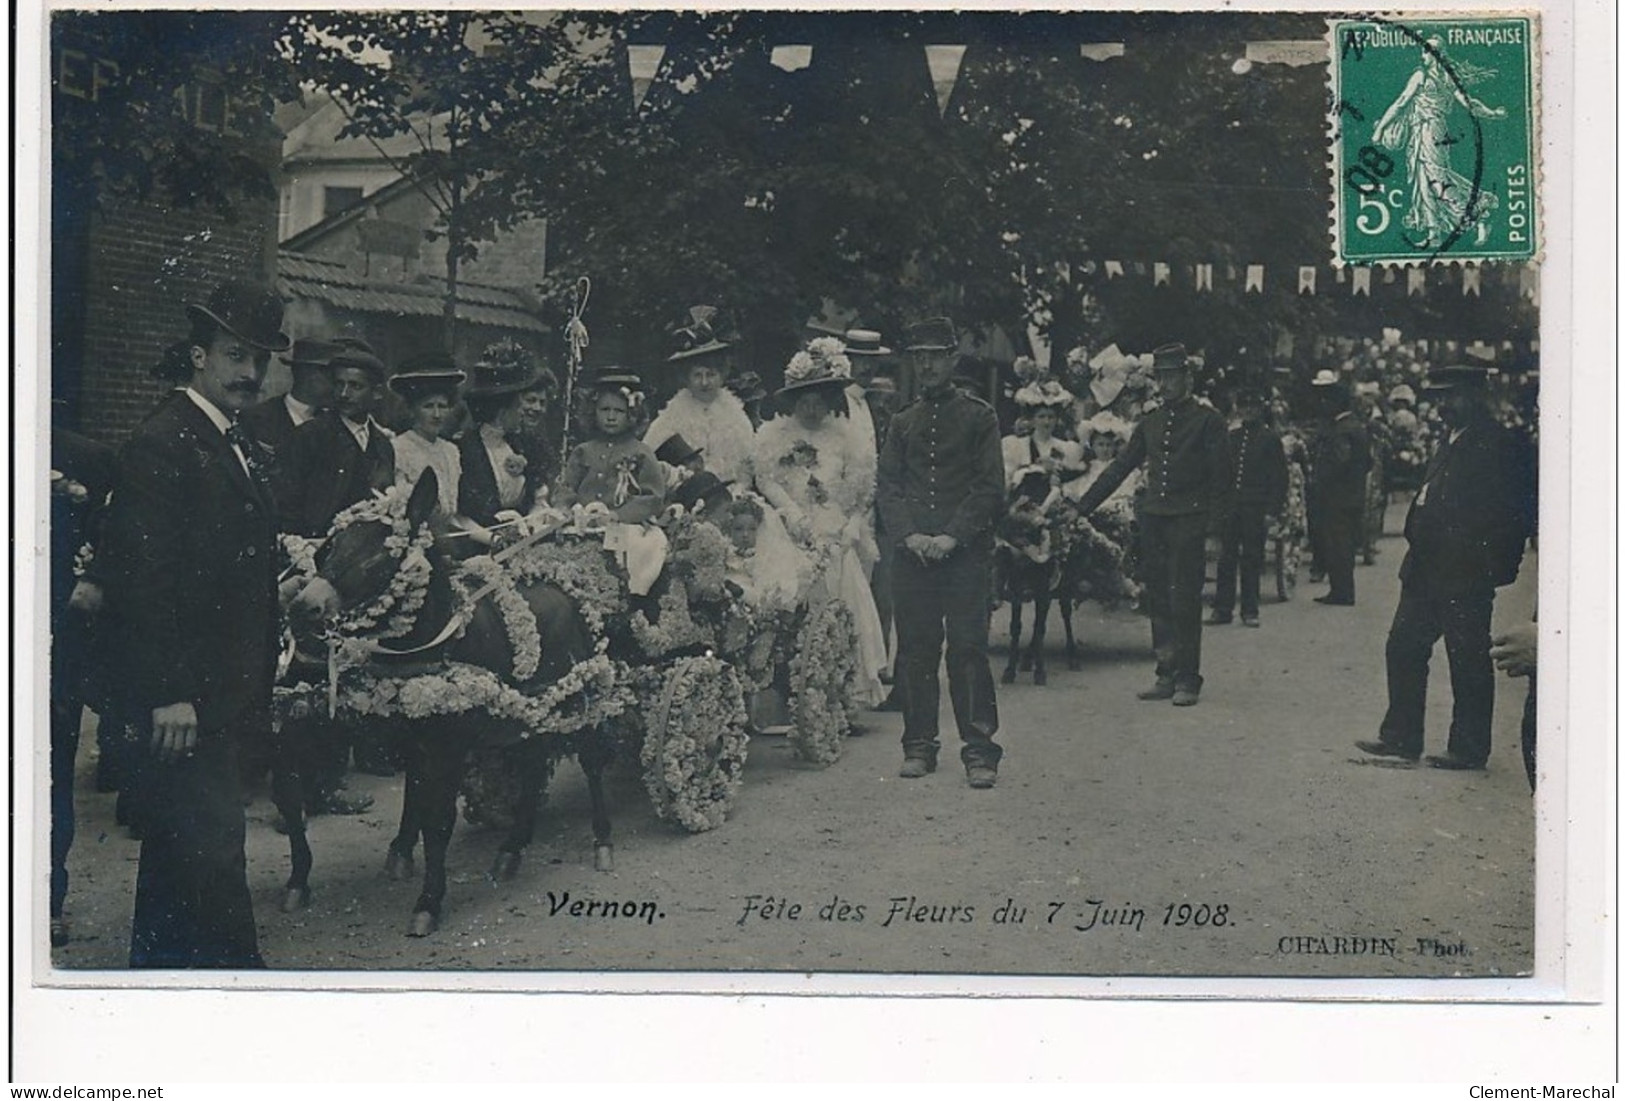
[1330,14,1538,264]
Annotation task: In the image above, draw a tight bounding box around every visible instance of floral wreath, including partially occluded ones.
[323,487,437,641]
[638,653,751,832]
[787,598,857,765]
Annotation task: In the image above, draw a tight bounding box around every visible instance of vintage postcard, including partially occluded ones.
[13,0,1610,1084]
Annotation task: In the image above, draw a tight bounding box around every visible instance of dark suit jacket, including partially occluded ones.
[277,413,396,537]
[1400,417,1534,597]
[101,397,279,729]
[457,431,540,528]
[1309,412,1371,511]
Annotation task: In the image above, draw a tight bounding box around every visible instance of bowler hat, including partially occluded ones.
[328,347,389,382]
[185,280,290,352]
[669,471,734,515]
[654,433,704,466]
[281,337,342,369]
[1151,342,1189,370]
[842,329,893,356]
[389,351,467,401]
[1309,368,1343,387]
[464,340,552,398]
[1423,364,1494,391]
[903,317,958,352]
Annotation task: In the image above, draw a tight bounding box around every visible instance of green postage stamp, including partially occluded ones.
[1330,14,1538,264]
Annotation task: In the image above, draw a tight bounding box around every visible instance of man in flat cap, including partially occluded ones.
[100,279,289,967]
[1075,343,1232,706]
[1357,364,1536,771]
[877,317,1006,788]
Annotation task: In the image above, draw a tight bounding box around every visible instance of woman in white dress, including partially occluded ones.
[1002,370,1090,502]
[752,341,888,708]
[387,354,467,518]
[644,305,758,486]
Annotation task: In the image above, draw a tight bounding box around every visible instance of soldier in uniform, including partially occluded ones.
[1306,370,1370,606]
[1075,343,1232,706]
[1206,384,1288,628]
[876,317,1006,789]
[1357,364,1535,770]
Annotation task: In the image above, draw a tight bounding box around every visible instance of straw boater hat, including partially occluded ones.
[464,339,554,398]
[389,351,467,402]
[185,280,291,352]
[667,305,734,364]
[1310,368,1343,387]
[842,329,892,356]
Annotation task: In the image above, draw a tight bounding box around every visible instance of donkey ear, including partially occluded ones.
[406,468,439,529]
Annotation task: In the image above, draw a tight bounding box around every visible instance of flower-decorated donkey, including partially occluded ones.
[278,470,634,936]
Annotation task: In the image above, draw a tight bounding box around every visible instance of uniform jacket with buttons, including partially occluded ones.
[276,411,396,537]
[1075,397,1232,529]
[1224,418,1288,514]
[101,395,279,730]
[876,387,1006,555]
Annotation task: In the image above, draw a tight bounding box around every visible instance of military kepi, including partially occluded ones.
[1151,342,1188,369]
[904,317,958,352]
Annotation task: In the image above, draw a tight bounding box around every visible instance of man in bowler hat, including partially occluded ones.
[101,279,288,967]
[876,317,1006,788]
[239,336,339,466]
[1357,364,1535,770]
[1075,344,1232,706]
[1306,369,1370,606]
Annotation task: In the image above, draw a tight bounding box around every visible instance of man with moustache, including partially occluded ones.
[876,317,1006,789]
[101,280,287,967]
[1357,364,1535,771]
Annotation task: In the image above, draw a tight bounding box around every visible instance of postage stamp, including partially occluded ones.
[1330,14,1539,265]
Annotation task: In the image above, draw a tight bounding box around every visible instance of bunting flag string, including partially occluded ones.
[1297,266,1317,295]
[1462,267,1482,297]
[1352,268,1372,297]
[1153,262,1170,287]
[1194,263,1213,292]
[1245,265,1265,293]
[1104,260,1124,279]
[627,44,667,111]
[1406,268,1426,297]
[1045,256,1535,300]
[924,44,967,117]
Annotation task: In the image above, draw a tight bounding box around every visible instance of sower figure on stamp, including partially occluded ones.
[1357,364,1535,771]
[101,280,288,968]
[876,317,1006,789]
[1306,369,1370,607]
[1206,384,1287,628]
[1074,344,1231,707]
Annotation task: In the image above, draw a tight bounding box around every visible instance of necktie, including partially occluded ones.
[225,422,270,491]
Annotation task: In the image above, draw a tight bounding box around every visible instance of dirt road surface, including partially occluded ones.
[46,515,1536,982]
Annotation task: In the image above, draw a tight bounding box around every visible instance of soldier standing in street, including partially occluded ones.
[876,317,1006,789]
[1306,369,1370,606]
[1206,384,1288,628]
[1075,344,1231,707]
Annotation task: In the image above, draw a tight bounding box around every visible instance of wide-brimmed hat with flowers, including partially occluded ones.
[667,305,736,364]
[389,351,467,403]
[464,339,554,399]
[777,336,852,400]
[1009,356,1075,410]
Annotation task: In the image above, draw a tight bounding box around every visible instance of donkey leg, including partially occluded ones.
[408,734,461,937]
[385,733,421,883]
[1002,600,1023,684]
[1061,597,1082,670]
[491,745,538,883]
[270,746,313,913]
[578,730,617,872]
[1030,591,1051,685]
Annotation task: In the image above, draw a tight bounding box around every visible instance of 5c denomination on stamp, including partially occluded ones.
[1330,14,1538,264]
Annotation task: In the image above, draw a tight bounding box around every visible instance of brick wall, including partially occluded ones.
[67,195,278,446]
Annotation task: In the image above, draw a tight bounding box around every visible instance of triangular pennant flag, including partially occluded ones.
[1226,264,1238,283]
[1297,266,1317,295]
[1194,263,1213,292]
[924,45,967,117]
[1462,267,1482,296]
[628,44,667,111]
[1383,268,1398,284]
[1245,265,1264,293]
[1335,266,1348,283]
[1079,42,1126,62]
[1351,268,1371,296]
[1104,260,1124,279]
[1153,262,1170,287]
[1132,261,1148,277]
[1406,268,1426,297]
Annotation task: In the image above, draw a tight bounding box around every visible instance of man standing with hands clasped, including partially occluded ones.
[102,280,288,968]
[1074,343,1231,707]
[877,318,1006,789]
